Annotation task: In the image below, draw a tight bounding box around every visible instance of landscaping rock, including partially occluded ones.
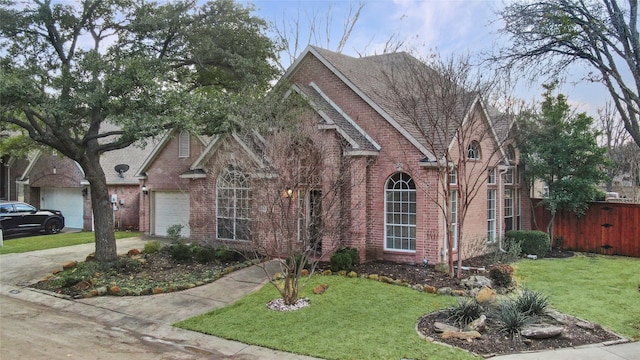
[313,284,328,294]
[437,287,453,296]
[464,315,487,332]
[423,285,437,294]
[521,325,564,339]
[576,321,596,330]
[62,261,78,270]
[441,330,482,340]
[476,286,497,304]
[74,281,91,291]
[547,309,571,324]
[434,322,459,333]
[461,275,492,289]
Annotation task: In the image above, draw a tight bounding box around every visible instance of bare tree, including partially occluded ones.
[271,2,365,73]
[493,0,640,149]
[378,53,509,278]
[597,102,630,192]
[207,93,365,306]
[618,141,640,201]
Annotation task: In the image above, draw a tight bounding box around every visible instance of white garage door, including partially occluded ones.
[41,187,84,229]
[153,191,190,238]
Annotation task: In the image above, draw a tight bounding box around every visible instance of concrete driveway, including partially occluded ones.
[0,237,317,360]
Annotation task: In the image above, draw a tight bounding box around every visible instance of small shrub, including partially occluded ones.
[434,262,449,274]
[447,298,484,327]
[494,299,534,335]
[491,240,522,264]
[168,243,193,262]
[340,247,359,265]
[505,230,550,258]
[215,246,243,262]
[330,251,353,272]
[194,245,217,264]
[166,224,184,243]
[489,264,514,288]
[143,240,162,254]
[513,288,549,317]
[554,235,565,249]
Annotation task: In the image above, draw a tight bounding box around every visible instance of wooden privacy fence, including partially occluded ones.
[532,200,640,257]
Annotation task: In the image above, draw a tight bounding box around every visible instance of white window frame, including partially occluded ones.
[449,190,458,250]
[178,130,190,158]
[504,168,514,185]
[384,172,417,252]
[449,167,457,185]
[487,189,496,243]
[467,141,480,160]
[504,188,514,232]
[488,168,496,184]
[216,169,251,241]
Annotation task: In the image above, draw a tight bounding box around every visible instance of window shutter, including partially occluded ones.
[179,131,190,158]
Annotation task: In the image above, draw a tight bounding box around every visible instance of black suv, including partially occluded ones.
[0,201,65,234]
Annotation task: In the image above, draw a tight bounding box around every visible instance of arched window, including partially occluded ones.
[216,168,251,241]
[385,172,416,251]
[467,141,480,159]
[178,130,190,158]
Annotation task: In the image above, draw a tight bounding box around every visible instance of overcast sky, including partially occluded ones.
[245,0,615,117]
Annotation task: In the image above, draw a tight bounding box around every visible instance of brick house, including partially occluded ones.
[138,46,531,264]
[3,130,153,231]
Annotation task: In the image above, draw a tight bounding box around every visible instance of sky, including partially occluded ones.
[243,0,615,118]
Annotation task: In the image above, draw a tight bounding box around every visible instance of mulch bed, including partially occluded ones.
[351,249,625,357]
[417,310,620,357]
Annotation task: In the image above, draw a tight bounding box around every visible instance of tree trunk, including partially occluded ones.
[80,155,118,262]
[546,212,556,251]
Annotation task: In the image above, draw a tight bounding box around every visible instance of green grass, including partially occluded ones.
[0,231,142,255]
[176,276,476,360]
[515,254,640,340]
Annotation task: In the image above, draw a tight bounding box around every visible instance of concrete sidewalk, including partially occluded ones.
[1,238,637,360]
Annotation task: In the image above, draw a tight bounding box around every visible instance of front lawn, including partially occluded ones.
[515,253,640,341]
[0,231,142,255]
[175,275,474,360]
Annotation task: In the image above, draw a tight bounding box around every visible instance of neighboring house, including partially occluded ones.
[4,138,152,231]
[1,155,29,202]
[138,46,531,264]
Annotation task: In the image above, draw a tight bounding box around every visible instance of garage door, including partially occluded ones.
[153,191,190,238]
[41,187,84,229]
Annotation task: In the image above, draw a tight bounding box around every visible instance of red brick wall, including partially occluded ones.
[291,55,448,264]
[140,132,207,234]
[108,185,141,230]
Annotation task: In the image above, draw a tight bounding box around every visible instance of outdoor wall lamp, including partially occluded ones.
[282,188,294,198]
[141,185,148,195]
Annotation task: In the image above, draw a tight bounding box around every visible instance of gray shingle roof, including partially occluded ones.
[97,122,156,184]
[295,83,379,152]
[307,46,481,159]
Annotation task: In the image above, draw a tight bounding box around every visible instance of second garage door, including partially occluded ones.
[153,191,190,238]
[41,187,84,229]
